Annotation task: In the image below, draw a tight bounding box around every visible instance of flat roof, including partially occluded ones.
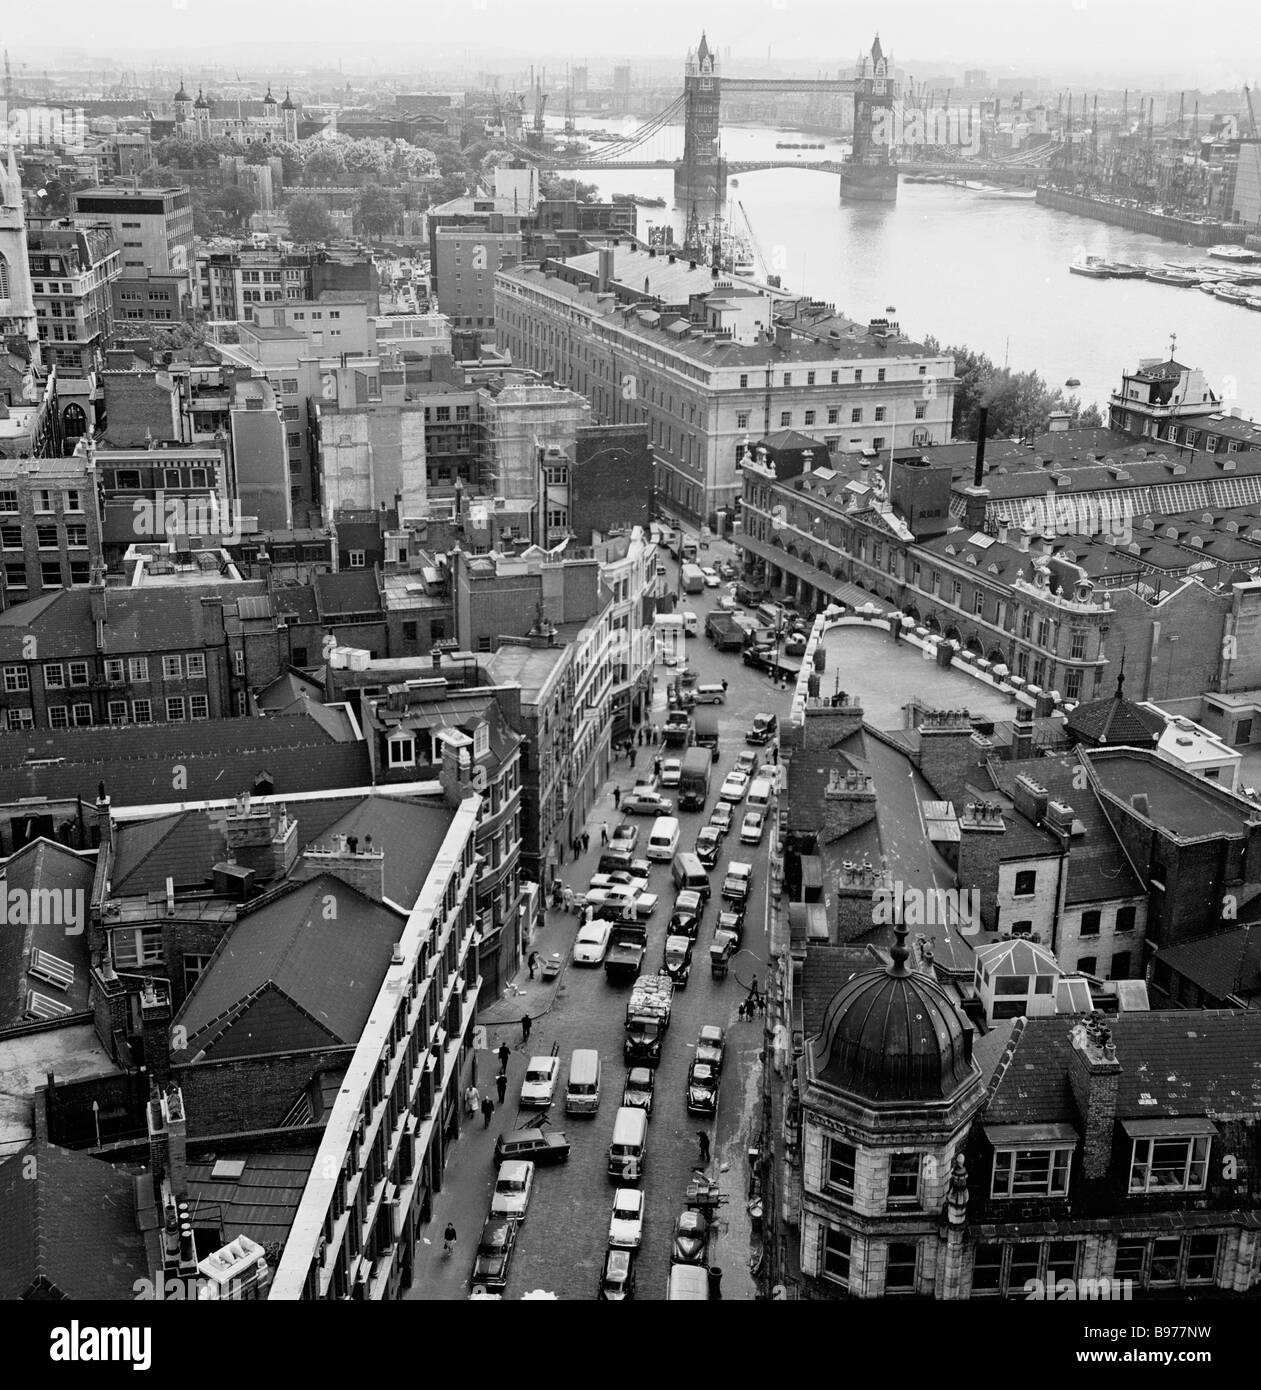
[1090,748,1252,839]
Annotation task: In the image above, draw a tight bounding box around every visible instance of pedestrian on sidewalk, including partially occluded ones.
[613,787,622,810]
[527,950,539,980]
[563,885,575,913]
[581,830,590,853]
[521,1013,532,1045]
[697,1131,711,1164]
[653,755,663,778]
[722,678,728,693]
[601,822,609,846]
[495,1071,508,1105]
[628,748,636,769]
[498,1041,511,1073]
[465,1083,479,1117]
[481,1094,495,1128]
[572,837,581,860]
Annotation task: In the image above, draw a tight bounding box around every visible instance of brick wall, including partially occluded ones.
[177,1047,353,1135]
[1066,1028,1121,1182]
[1108,582,1231,703]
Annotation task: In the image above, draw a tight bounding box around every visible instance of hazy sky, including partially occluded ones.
[7,0,1261,84]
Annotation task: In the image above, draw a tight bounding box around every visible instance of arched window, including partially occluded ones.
[0,253,9,299]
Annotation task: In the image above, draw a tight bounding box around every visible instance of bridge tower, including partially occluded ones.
[841,34,899,202]
[675,33,725,211]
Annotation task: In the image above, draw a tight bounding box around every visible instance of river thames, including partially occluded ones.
[556,117,1261,423]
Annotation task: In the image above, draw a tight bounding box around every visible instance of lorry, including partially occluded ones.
[676,534,699,565]
[605,921,649,983]
[734,581,765,607]
[692,707,720,761]
[662,709,693,747]
[624,973,675,1066]
[681,563,705,594]
[705,611,746,651]
[678,747,712,812]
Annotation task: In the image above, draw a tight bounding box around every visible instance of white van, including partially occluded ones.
[747,777,773,810]
[647,815,681,861]
[565,1049,601,1115]
[680,610,699,637]
[608,1105,648,1181]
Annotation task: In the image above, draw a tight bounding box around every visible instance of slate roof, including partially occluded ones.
[0,1141,146,1300]
[801,943,886,1039]
[0,587,246,659]
[315,569,381,619]
[172,874,406,1061]
[983,1010,1261,1124]
[109,792,444,900]
[183,1148,317,1250]
[1066,681,1166,748]
[1155,928,1261,1005]
[255,669,326,712]
[0,838,95,1028]
[0,713,370,809]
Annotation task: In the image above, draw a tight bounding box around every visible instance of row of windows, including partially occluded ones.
[1,653,207,691]
[2,522,88,549]
[8,694,210,730]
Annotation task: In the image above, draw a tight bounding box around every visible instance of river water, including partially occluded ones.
[553,116,1261,421]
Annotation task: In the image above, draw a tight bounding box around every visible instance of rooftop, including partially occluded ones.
[1089,747,1256,841]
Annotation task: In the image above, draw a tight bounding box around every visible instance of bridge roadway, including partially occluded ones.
[546,156,1049,182]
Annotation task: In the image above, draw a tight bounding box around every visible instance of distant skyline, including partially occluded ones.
[5,0,1260,87]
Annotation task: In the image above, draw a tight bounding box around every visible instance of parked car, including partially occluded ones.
[623,788,673,815]
[671,1209,710,1265]
[659,758,682,788]
[784,632,808,656]
[701,567,720,588]
[719,770,749,804]
[716,560,736,580]
[572,920,613,966]
[622,1066,655,1114]
[694,826,723,868]
[746,713,777,745]
[722,861,753,903]
[598,1245,637,1300]
[686,1061,719,1115]
[490,1160,535,1221]
[472,1217,518,1290]
[669,890,705,938]
[520,1055,560,1108]
[757,764,782,792]
[608,1187,645,1249]
[629,857,652,885]
[709,803,734,836]
[662,934,694,987]
[588,870,638,892]
[717,595,740,611]
[735,750,758,776]
[740,810,765,845]
[696,1026,726,1073]
[493,1129,570,1166]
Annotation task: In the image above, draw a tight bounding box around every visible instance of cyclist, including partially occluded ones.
[443,1222,457,1256]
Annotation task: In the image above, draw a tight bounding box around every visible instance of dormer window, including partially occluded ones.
[1125,1120,1214,1194]
[387,735,415,768]
[986,1124,1077,1197]
[474,722,490,759]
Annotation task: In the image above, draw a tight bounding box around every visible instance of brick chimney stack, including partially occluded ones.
[955,800,1007,930]
[819,765,877,844]
[1067,1014,1122,1181]
[800,695,865,750]
[835,858,892,943]
[915,708,976,795]
[300,833,387,901]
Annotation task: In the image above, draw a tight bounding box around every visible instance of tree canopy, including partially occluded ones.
[923,336,1105,440]
[284,193,335,245]
[355,183,402,240]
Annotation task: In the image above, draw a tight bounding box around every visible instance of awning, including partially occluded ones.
[983,1122,1079,1146]
[1120,1117,1218,1139]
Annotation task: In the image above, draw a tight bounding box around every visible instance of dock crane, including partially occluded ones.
[737,200,772,282]
[1246,85,1259,140]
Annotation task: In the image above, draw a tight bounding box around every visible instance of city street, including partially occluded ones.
[408,532,796,1300]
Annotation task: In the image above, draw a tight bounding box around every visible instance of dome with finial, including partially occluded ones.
[808,920,976,1103]
[1064,669,1165,750]
[194,87,210,109]
[280,88,295,110]
[262,85,276,105]
[174,77,190,103]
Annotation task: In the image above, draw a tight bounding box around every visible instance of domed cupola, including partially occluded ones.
[809,921,976,1102]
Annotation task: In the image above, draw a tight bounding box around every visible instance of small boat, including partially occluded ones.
[1070,256,1114,278]
[1104,260,1147,278]
[1199,280,1220,294]
[1208,244,1259,262]
[1247,298,1261,311]
[1214,282,1253,304]
[1146,267,1199,286]
[1065,377,1081,387]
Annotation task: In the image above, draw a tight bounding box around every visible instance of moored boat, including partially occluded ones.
[1069,256,1114,278]
[1104,260,1147,277]
[1146,267,1199,286]
[1214,282,1254,304]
